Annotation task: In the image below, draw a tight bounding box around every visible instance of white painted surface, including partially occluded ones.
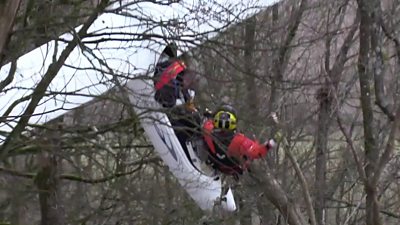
[125,74,236,211]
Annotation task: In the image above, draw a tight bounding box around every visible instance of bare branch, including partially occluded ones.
[372,105,400,185]
[272,113,315,225]
[336,115,368,182]
[380,16,400,65]
[0,157,160,183]
[328,197,400,219]
[0,59,17,92]
[281,137,316,225]
[59,158,157,184]
[0,0,21,62]
[370,6,395,121]
[0,0,112,160]
[0,166,35,178]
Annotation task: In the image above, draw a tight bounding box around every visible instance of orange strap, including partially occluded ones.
[155,60,186,90]
[203,120,216,154]
[203,120,268,162]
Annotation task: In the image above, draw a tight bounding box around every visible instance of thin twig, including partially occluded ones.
[272,112,317,225]
[336,115,367,183]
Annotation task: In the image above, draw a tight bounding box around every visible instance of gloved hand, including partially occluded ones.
[265,139,276,150]
[203,108,213,118]
[185,100,197,112]
[274,131,283,142]
[188,89,195,100]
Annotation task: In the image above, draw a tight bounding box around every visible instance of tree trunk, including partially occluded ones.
[242,14,258,225]
[314,4,359,223]
[244,16,258,121]
[32,126,66,225]
[356,1,382,225]
[0,0,21,63]
[250,169,308,225]
[315,86,330,225]
[35,155,66,225]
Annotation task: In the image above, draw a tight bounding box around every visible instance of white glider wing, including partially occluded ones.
[126,77,236,212]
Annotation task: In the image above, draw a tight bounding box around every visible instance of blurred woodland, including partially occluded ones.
[0,0,399,225]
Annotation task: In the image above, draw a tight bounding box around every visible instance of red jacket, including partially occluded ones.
[202,119,268,174]
[154,60,186,90]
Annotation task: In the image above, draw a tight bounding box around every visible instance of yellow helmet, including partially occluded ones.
[213,110,237,131]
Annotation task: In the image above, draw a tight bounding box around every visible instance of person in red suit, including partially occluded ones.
[202,105,275,178]
[153,49,191,108]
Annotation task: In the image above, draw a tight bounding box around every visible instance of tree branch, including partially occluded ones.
[370,6,395,121]
[0,166,35,178]
[0,0,111,160]
[372,105,400,186]
[272,113,315,225]
[380,16,400,65]
[0,59,16,92]
[328,197,400,219]
[281,136,317,225]
[0,0,21,62]
[0,157,160,182]
[336,115,367,183]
